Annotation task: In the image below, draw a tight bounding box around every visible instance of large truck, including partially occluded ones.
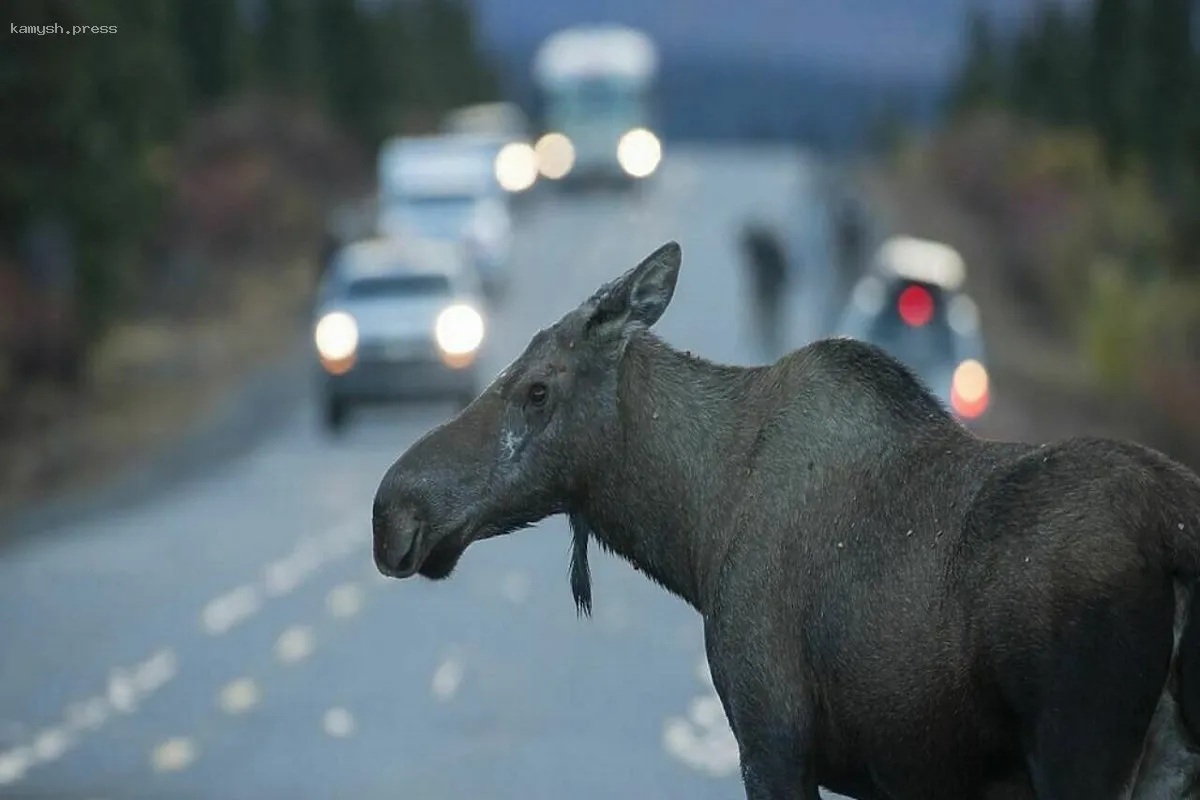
[532,25,663,187]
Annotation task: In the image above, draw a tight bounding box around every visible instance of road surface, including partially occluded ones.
[0,145,854,800]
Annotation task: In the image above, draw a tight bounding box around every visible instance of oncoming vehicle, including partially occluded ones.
[441,102,540,196]
[313,237,486,433]
[832,236,990,424]
[377,135,514,299]
[532,25,663,186]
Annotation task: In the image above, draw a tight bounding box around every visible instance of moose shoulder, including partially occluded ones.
[372,241,1200,800]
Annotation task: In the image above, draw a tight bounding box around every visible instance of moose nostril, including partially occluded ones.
[372,500,426,576]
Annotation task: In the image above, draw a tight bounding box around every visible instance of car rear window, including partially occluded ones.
[344,274,451,300]
[865,281,957,373]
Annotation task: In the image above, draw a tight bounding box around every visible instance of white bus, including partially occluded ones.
[532,25,663,185]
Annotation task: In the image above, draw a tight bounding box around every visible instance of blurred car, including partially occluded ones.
[832,236,990,425]
[376,134,515,299]
[312,236,486,434]
[441,102,541,199]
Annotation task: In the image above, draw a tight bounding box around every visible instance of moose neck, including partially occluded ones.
[578,333,755,615]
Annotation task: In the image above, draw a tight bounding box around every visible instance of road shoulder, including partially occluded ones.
[0,344,311,544]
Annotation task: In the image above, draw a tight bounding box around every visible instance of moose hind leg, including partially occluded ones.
[1129,582,1200,799]
[1021,583,1174,799]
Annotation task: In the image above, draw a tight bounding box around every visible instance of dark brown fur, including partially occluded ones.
[372,242,1200,799]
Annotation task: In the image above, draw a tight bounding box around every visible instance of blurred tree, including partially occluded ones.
[1138,0,1193,175]
[1010,2,1086,127]
[257,0,319,97]
[1087,0,1138,171]
[175,0,251,105]
[0,0,499,364]
[313,0,392,146]
[0,0,185,338]
[947,6,1005,115]
[371,0,415,138]
[399,0,499,120]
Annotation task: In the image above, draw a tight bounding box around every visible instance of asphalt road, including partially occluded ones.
[0,145,854,800]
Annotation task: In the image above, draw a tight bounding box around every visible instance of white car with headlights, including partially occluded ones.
[376,135,515,299]
[313,237,486,433]
[532,25,664,186]
[832,236,991,425]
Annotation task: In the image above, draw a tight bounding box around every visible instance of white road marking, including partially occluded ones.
[64,697,108,733]
[0,645,180,786]
[500,571,530,604]
[204,519,367,635]
[30,727,69,763]
[262,537,324,598]
[106,669,138,714]
[0,747,31,786]
[662,713,741,778]
[201,585,261,635]
[107,647,178,714]
[218,678,260,715]
[326,582,363,619]
[130,648,178,694]
[2,518,365,786]
[275,625,315,664]
[150,737,197,772]
[665,652,741,778]
[689,695,727,730]
[431,657,464,701]
[323,708,355,738]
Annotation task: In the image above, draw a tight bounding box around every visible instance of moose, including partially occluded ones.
[372,241,1200,799]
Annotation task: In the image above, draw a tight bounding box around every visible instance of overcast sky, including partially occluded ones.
[470,0,1063,80]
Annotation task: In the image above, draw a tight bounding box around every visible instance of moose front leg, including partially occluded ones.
[732,714,822,800]
[705,638,821,800]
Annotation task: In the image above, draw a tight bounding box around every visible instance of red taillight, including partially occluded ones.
[898,285,934,327]
[951,359,989,419]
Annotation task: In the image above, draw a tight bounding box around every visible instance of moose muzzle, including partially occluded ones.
[372,491,428,579]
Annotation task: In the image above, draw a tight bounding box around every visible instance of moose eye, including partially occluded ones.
[528,382,548,406]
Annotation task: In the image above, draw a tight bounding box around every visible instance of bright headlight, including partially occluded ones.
[617,128,662,178]
[494,142,538,192]
[314,311,358,360]
[535,132,575,179]
[435,304,484,356]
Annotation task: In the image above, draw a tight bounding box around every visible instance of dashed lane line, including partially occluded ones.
[150,737,198,773]
[0,517,363,789]
[217,678,261,716]
[0,647,178,786]
[326,582,363,619]
[274,625,316,665]
[200,517,366,638]
[322,708,355,739]
[431,655,465,702]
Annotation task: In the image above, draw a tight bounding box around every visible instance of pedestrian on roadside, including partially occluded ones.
[739,221,788,357]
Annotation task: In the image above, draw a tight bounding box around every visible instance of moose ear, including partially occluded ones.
[585,241,681,337]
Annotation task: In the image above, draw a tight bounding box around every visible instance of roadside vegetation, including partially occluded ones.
[0,0,498,513]
[888,0,1199,461]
